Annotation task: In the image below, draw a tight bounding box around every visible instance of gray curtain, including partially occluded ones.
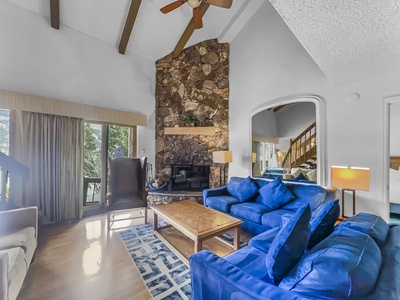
[10,111,83,224]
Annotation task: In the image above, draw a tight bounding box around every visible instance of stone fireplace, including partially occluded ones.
[155,39,230,190]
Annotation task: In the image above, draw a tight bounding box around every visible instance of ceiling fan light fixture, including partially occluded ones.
[188,0,200,8]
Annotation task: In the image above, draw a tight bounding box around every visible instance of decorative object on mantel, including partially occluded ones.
[213,151,233,186]
[181,112,200,127]
[331,166,370,218]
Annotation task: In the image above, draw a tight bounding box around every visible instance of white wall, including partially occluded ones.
[275,102,316,138]
[0,1,156,166]
[252,102,315,138]
[230,1,400,220]
[252,109,277,137]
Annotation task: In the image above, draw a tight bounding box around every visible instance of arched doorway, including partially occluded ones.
[250,95,328,185]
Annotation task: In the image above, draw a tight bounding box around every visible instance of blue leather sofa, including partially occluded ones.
[203,176,338,235]
[190,212,400,300]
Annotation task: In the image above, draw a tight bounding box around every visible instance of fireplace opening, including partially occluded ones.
[171,165,210,191]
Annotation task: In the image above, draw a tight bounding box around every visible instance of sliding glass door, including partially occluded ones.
[83,123,137,209]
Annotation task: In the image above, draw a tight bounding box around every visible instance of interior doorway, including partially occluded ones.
[251,95,327,185]
[384,98,400,224]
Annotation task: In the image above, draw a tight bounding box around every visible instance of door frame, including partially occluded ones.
[382,94,400,222]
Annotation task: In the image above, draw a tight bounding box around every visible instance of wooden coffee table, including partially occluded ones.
[151,200,243,265]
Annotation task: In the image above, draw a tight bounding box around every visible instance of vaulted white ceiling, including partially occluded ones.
[5,0,400,85]
[6,0,263,62]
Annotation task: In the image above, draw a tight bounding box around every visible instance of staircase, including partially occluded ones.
[282,122,316,172]
[0,152,29,210]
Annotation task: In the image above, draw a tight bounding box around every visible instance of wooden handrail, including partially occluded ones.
[0,152,29,180]
[291,122,316,144]
[0,152,29,210]
[282,122,316,172]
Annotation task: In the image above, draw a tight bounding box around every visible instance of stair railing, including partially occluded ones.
[282,122,316,172]
[0,152,29,210]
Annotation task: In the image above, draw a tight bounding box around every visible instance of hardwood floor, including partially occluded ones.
[18,211,152,300]
[18,208,253,300]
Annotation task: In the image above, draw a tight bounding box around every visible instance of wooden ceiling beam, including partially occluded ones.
[273,105,286,112]
[50,0,60,30]
[172,2,210,59]
[119,0,142,55]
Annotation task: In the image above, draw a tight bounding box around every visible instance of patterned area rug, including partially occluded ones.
[119,222,192,300]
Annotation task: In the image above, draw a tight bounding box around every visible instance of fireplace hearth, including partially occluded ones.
[171,165,210,191]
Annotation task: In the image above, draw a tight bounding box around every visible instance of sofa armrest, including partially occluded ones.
[0,207,38,239]
[203,186,229,200]
[0,252,8,300]
[190,250,311,300]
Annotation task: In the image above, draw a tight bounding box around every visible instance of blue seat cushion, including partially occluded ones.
[283,185,327,211]
[258,177,294,210]
[230,202,271,224]
[335,212,389,247]
[279,227,382,299]
[308,199,340,248]
[224,246,274,284]
[229,176,258,202]
[266,204,311,285]
[205,195,240,212]
[261,210,294,228]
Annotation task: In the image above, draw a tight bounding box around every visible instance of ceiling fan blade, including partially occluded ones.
[193,7,203,29]
[204,0,232,9]
[160,0,186,14]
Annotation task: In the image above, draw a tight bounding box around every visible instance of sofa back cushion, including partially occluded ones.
[335,212,389,247]
[283,184,326,211]
[366,225,400,299]
[279,227,382,299]
[266,204,311,285]
[258,177,295,210]
[308,199,340,248]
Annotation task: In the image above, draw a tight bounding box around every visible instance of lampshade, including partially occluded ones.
[331,166,370,191]
[252,152,257,163]
[213,151,233,164]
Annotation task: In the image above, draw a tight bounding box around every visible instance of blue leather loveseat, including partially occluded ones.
[190,211,400,299]
[203,176,338,235]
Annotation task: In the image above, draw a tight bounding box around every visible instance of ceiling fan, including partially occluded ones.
[160,0,233,29]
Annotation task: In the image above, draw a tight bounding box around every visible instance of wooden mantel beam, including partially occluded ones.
[172,2,210,59]
[50,0,60,30]
[119,0,142,55]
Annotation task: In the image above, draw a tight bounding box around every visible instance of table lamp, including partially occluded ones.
[331,166,370,217]
[213,151,233,186]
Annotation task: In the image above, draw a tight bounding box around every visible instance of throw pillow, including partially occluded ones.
[266,204,311,285]
[227,177,243,196]
[231,176,258,202]
[258,177,294,210]
[305,169,317,182]
[308,199,340,248]
[290,168,303,177]
[292,173,308,182]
